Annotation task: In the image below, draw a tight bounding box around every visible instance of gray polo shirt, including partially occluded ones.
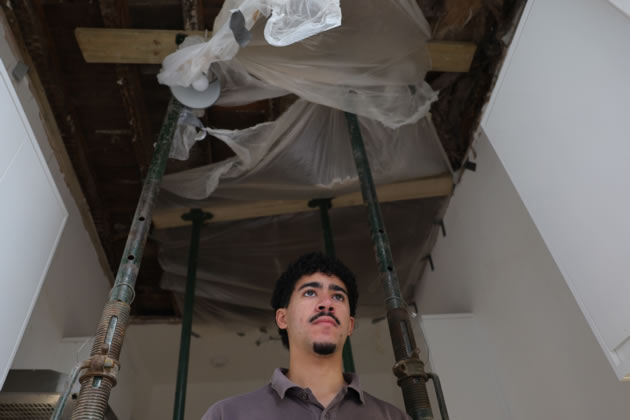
[202,368,411,420]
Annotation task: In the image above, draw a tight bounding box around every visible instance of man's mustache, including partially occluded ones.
[309,312,340,325]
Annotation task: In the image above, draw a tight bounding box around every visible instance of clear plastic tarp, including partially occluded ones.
[158,0,436,128]
[157,98,452,325]
[156,0,446,325]
[156,197,447,327]
[163,99,450,200]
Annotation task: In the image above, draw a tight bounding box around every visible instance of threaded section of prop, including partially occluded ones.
[400,377,433,420]
[90,301,131,359]
[71,301,131,420]
[72,377,114,420]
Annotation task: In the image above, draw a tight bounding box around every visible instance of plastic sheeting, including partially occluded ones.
[158,0,436,128]
[212,60,289,107]
[156,197,446,326]
[157,99,452,326]
[157,0,341,86]
[163,99,450,201]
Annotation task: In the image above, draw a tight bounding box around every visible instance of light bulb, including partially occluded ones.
[191,76,209,92]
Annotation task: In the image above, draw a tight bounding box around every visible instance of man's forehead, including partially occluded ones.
[293,272,345,290]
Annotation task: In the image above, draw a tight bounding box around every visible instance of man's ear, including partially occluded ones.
[347,316,355,337]
[276,308,288,329]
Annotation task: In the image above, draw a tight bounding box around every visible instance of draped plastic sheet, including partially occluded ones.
[158,0,341,87]
[163,99,450,200]
[158,0,436,128]
[158,99,452,325]
[157,0,445,326]
[156,198,446,327]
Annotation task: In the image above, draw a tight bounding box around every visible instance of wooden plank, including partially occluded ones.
[427,41,477,73]
[152,174,453,229]
[75,28,206,64]
[75,28,477,72]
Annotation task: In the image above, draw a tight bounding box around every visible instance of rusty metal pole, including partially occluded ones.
[345,112,434,420]
[68,98,184,420]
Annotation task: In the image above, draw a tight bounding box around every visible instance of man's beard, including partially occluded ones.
[313,342,337,355]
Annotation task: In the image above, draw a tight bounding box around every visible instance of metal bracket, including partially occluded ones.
[434,220,446,237]
[78,352,120,386]
[423,254,435,272]
[175,33,188,46]
[392,348,428,383]
[307,197,333,210]
[181,208,213,223]
[12,61,29,82]
[463,160,477,172]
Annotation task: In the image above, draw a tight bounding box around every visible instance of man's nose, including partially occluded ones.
[317,296,335,312]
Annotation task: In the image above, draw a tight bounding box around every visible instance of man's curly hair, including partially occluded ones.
[270,252,359,348]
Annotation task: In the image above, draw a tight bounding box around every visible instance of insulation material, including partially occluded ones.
[158,0,436,128]
[156,197,446,326]
[163,99,450,200]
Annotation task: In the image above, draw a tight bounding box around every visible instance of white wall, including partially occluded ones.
[415,132,630,419]
[0,12,146,419]
[420,314,511,420]
[482,0,630,379]
[0,58,67,387]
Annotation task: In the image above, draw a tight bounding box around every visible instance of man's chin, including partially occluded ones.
[312,342,337,355]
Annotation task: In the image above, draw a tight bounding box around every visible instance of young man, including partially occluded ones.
[202,252,410,420]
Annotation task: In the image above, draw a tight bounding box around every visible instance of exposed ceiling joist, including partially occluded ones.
[74,28,477,72]
[152,173,453,229]
[99,0,154,176]
[182,0,204,31]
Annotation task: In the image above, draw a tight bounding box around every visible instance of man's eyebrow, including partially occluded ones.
[329,284,348,295]
[298,281,323,291]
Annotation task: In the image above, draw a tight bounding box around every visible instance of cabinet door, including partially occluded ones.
[482,0,630,380]
[0,59,68,387]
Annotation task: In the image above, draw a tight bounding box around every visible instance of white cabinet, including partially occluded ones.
[482,0,630,380]
[0,59,67,387]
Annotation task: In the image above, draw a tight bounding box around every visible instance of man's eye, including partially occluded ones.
[303,290,316,297]
[333,294,345,302]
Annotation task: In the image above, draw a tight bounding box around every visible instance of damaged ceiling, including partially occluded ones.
[1,0,525,321]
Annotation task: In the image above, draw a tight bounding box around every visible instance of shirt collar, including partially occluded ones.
[270,368,365,404]
[342,371,366,404]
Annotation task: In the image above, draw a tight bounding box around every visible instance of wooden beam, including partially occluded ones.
[427,41,477,73]
[152,174,453,229]
[182,0,204,31]
[74,28,202,64]
[74,28,477,72]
